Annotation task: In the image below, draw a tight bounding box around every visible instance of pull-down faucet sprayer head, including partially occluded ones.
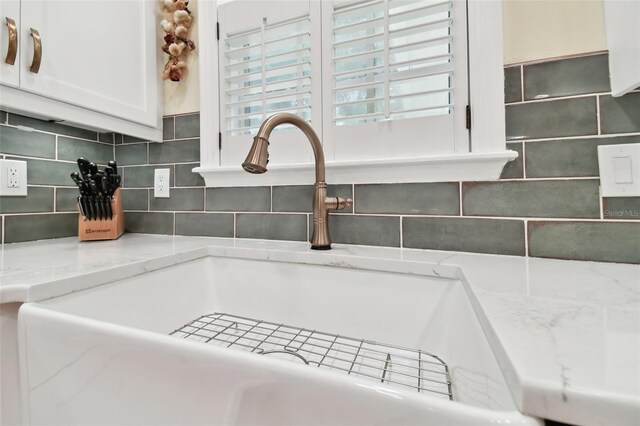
[242,136,269,174]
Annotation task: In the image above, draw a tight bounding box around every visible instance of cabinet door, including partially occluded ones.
[19,0,158,126]
[0,0,20,88]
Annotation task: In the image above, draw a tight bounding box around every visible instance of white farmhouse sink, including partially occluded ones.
[18,254,540,425]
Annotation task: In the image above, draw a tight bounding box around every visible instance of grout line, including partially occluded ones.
[1,215,4,244]
[270,186,273,212]
[55,135,59,160]
[506,92,603,105]
[522,141,527,179]
[172,117,176,140]
[599,186,604,220]
[233,213,237,238]
[458,182,463,216]
[399,215,403,248]
[173,212,176,236]
[520,65,524,101]
[53,187,57,212]
[524,219,529,257]
[508,132,640,143]
[596,94,602,135]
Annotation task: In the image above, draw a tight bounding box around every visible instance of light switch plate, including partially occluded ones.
[154,168,170,198]
[598,143,640,197]
[0,159,28,196]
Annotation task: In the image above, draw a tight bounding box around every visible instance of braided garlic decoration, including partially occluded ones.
[161,0,196,82]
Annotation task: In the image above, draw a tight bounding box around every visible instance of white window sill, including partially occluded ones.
[194,150,518,187]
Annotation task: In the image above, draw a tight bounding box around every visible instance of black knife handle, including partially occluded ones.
[77,158,91,182]
[108,160,117,176]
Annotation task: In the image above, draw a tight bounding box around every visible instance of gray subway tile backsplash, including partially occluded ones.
[403,217,526,256]
[3,53,639,265]
[504,66,522,103]
[175,212,234,238]
[149,138,199,164]
[355,183,459,215]
[206,187,270,212]
[174,113,200,139]
[115,143,148,166]
[524,54,610,100]
[0,186,54,214]
[506,97,597,140]
[463,180,601,218]
[236,213,307,242]
[525,135,640,178]
[599,93,640,134]
[0,125,56,159]
[149,188,204,211]
[4,213,77,243]
[57,136,113,164]
[528,221,640,264]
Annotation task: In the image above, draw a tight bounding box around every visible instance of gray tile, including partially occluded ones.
[236,213,307,241]
[175,212,234,237]
[0,186,54,213]
[206,187,270,212]
[58,137,114,164]
[56,187,82,212]
[500,142,524,179]
[403,217,526,256]
[122,135,148,144]
[526,135,640,178]
[603,197,640,220]
[1,110,6,123]
[524,54,610,100]
[8,114,97,140]
[4,213,77,243]
[504,66,522,103]
[174,114,200,139]
[123,165,174,188]
[6,157,75,186]
[273,185,353,213]
[125,212,174,235]
[114,134,123,145]
[115,143,148,166]
[0,125,56,159]
[600,93,640,134]
[149,139,199,164]
[506,97,597,140]
[355,183,459,215]
[149,188,204,211]
[463,180,600,218]
[98,132,115,144]
[121,189,149,211]
[321,215,400,247]
[163,117,174,141]
[175,163,205,187]
[528,221,640,264]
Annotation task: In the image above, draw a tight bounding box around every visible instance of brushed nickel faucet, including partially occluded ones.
[242,113,352,250]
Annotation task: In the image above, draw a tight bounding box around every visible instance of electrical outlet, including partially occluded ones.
[154,168,170,198]
[0,159,27,196]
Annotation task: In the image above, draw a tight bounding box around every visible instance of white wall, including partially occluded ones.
[162,0,608,114]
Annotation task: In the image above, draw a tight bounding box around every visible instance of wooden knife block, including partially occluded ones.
[78,188,125,241]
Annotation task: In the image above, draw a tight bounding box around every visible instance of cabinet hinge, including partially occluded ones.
[465,105,471,130]
[216,22,220,41]
[218,132,222,150]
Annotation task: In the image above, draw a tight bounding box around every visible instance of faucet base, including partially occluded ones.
[311,244,331,250]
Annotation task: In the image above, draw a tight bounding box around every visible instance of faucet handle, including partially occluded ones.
[326,196,352,211]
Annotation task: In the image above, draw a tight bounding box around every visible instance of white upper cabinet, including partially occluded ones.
[0,0,20,88]
[0,0,161,140]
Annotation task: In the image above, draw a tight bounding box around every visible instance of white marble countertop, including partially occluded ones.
[1,234,638,426]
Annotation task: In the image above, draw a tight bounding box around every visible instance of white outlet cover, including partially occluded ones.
[598,143,640,197]
[0,159,28,196]
[154,168,170,198]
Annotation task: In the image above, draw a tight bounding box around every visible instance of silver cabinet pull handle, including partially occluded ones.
[29,27,41,73]
[4,17,17,65]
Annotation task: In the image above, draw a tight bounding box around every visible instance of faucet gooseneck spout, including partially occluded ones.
[242,113,352,250]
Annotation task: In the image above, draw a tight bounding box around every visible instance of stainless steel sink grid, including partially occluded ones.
[170,313,453,400]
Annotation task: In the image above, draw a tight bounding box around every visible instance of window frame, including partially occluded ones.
[195,0,516,187]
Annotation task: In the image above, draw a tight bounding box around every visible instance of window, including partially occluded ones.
[196,0,514,186]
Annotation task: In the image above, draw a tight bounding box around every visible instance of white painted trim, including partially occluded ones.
[0,86,162,141]
[467,0,506,153]
[603,0,640,97]
[194,150,517,186]
[198,0,220,167]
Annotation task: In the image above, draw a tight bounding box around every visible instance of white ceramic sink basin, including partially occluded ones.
[19,254,540,425]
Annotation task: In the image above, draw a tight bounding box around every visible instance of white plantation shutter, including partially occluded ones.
[218,1,322,166]
[322,0,469,161]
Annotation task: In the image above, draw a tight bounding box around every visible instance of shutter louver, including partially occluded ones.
[333,0,455,126]
[224,15,312,136]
